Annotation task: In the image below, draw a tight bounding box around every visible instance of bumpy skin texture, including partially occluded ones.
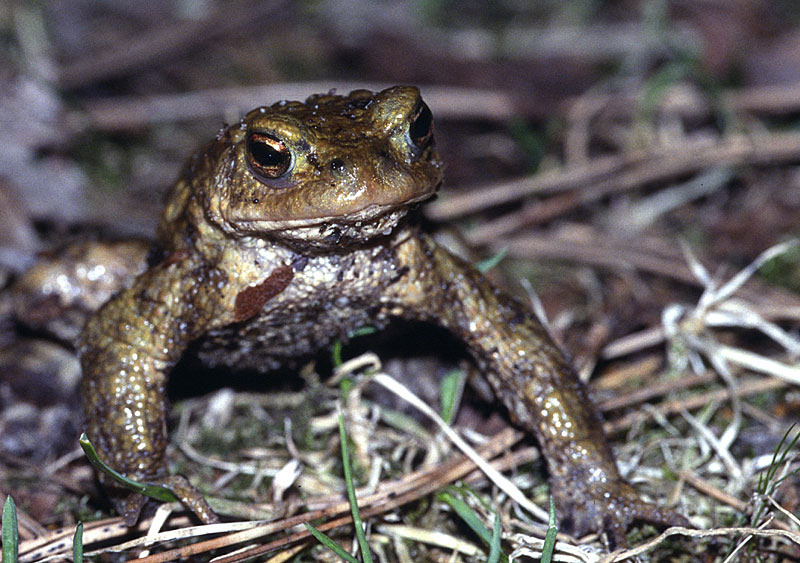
[80,86,685,543]
[12,240,150,343]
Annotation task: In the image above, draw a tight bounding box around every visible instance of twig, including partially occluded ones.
[597,372,716,412]
[427,133,800,224]
[58,1,286,90]
[500,230,800,322]
[569,80,800,124]
[458,132,800,239]
[599,525,800,562]
[76,84,517,132]
[603,377,787,434]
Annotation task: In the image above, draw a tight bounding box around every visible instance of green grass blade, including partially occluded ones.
[476,248,508,273]
[349,326,377,339]
[2,496,19,563]
[438,491,491,544]
[541,497,558,563]
[331,326,378,368]
[487,512,503,563]
[73,522,83,563]
[438,490,509,563]
[331,340,344,368]
[338,414,374,563]
[79,433,179,502]
[304,523,360,563]
[439,369,464,424]
[758,424,798,494]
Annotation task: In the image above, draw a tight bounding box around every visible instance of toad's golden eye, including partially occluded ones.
[246,133,293,181]
[407,102,433,150]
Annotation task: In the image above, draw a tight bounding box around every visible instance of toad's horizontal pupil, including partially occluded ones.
[250,140,284,168]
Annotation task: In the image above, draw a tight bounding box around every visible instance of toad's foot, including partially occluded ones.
[111,475,219,526]
[551,476,689,548]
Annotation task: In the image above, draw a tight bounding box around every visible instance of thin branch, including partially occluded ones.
[58,1,287,90]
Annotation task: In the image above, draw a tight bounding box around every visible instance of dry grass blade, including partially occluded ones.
[376,524,483,557]
[427,152,642,220]
[79,85,517,132]
[713,345,800,385]
[692,240,799,310]
[598,526,800,563]
[766,495,800,529]
[607,166,733,233]
[569,80,800,124]
[509,547,594,563]
[664,240,800,386]
[16,518,161,562]
[678,470,749,515]
[510,541,597,563]
[74,78,800,135]
[681,410,743,489]
[597,372,716,412]
[83,520,270,556]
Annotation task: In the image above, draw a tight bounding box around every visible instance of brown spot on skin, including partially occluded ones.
[233,265,293,322]
[162,249,191,266]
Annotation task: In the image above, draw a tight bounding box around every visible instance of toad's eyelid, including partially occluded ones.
[250,132,281,143]
[247,130,286,145]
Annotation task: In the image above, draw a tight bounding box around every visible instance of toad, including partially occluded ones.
[79,86,684,542]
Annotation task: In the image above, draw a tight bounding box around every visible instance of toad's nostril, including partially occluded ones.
[330,158,346,174]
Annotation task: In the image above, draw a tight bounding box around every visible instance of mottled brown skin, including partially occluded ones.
[80,86,684,543]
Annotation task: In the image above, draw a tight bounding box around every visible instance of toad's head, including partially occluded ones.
[167,86,443,250]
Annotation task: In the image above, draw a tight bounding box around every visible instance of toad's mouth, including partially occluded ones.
[227,190,436,234]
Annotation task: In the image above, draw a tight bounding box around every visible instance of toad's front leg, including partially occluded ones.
[79,258,229,525]
[387,234,687,544]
